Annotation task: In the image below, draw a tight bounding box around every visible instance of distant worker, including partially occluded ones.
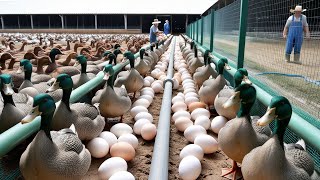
[164,20,170,35]
[150,19,162,43]
[283,5,310,64]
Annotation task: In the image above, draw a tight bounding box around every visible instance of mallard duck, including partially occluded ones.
[44,48,64,74]
[241,96,316,180]
[148,44,159,67]
[188,45,204,74]
[17,60,40,97]
[193,50,217,87]
[19,94,91,180]
[182,41,194,58]
[0,52,16,70]
[71,55,95,89]
[218,84,270,180]
[93,64,131,121]
[114,51,144,98]
[214,68,251,119]
[199,58,230,108]
[46,74,105,140]
[135,49,151,77]
[0,74,33,133]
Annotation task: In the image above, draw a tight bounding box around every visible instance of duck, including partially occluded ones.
[199,58,230,108]
[0,52,17,70]
[135,49,151,76]
[17,60,40,97]
[193,50,217,87]
[44,48,64,74]
[188,45,204,74]
[147,44,159,67]
[241,96,317,180]
[182,41,194,58]
[0,74,33,133]
[57,52,78,66]
[114,51,144,98]
[218,84,270,180]
[71,55,96,89]
[46,74,105,140]
[214,68,251,119]
[93,64,131,121]
[19,93,91,180]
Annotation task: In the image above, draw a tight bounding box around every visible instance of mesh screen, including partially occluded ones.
[203,14,212,49]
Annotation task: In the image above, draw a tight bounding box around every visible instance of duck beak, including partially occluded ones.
[16,66,24,74]
[21,106,41,124]
[222,91,240,108]
[73,61,80,67]
[257,107,277,126]
[3,83,14,95]
[46,79,60,92]
[103,72,111,80]
[224,63,231,70]
[242,76,252,85]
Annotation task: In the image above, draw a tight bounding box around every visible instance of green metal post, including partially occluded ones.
[237,0,249,69]
[200,17,204,45]
[210,10,215,51]
[195,20,198,42]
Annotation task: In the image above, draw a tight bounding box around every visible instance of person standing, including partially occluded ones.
[283,5,310,64]
[164,20,170,35]
[149,19,162,43]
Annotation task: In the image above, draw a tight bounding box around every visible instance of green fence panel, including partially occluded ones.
[203,13,212,49]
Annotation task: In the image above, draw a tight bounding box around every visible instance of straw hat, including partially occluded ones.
[290,5,307,13]
[152,19,161,24]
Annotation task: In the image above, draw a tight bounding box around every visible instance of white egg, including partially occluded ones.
[184,125,207,143]
[185,92,199,98]
[109,171,135,180]
[176,92,185,99]
[130,106,148,118]
[172,95,184,104]
[133,119,152,135]
[172,78,179,90]
[183,83,195,89]
[185,96,199,106]
[211,116,228,134]
[175,117,193,132]
[145,76,155,84]
[98,157,127,180]
[183,88,196,94]
[110,123,133,138]
[179,156,201,180]
[151,70,158,78]
[194,134,219,154]
[182,79,194,85]
[99,131,117,148]
[138,95,153,104]
[86,137,109,158]
[194,116,211,130]
[191,108,210,120]
[110,142,136,161]
[181,75,192,81]
[172,111,191,123]
[140,90,154,98]
[118,134,139,149]
[141,123,157,141]
[134,112,153,122]
[141,87,155,94]
[171,102,188,113]
[132,98,150,108]
[151,83,163,93]
[180,144,204,160]
[143,79,151,87]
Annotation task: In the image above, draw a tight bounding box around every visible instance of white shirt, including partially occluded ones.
[285,15,308,28]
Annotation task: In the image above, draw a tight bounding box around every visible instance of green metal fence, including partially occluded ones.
[186,0,320,172]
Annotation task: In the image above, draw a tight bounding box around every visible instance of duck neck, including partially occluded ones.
[129,58,135,69]
[273,118,290,150]
[150,46,154,51]
[40,111,54,141]
[66,41,70,50]
[217,64,224,75]
[234,79,242,88]
[1,90,15,106]
[62,88,72,111]
[49,54,56,64]
[107,75,115,89]
[237,102,254,120]
[194,47,198,58]
[80,62,87,74]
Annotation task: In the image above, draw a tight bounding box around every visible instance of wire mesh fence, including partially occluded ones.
[186,0,320,172]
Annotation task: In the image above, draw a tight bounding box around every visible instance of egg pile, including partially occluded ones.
[171,40,220,180]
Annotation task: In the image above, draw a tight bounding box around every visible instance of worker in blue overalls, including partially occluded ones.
[283,5,310,64]
[164,20,170,35]
[150,19,162,43]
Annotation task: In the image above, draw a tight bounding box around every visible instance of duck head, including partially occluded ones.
[114,44,121,50]
[49,48,63,63]
[216,58,231,75]
[0,74,14,95]
[139,49,146,60]
[234,68,251,88]
[103,51,111,58]
[102,64,114,80]
[190,41,195,49]
[257,96,292,148]
[124,51,135,69]
[203,50,211,66]
[74,55,87,74]
[223,83,256,118]
[21,93,56,140]
[113,49,122,58]
[17,59,33,80]
[47,74,73,110]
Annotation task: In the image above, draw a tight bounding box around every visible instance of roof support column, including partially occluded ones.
[59,15,64,29]
[0,16,3,29]
[30,15,33,29]
[185,15,188,30]
[124,14,127,30]
[17,16,20,29]
[95,15,98,29]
